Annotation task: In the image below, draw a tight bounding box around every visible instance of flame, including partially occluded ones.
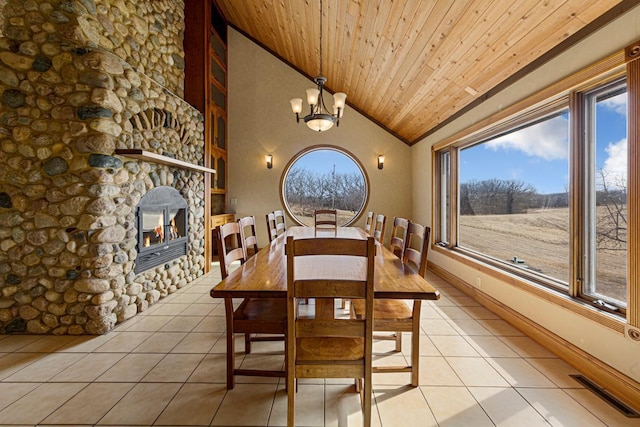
[154,215,164,241]
[144,235,150,247]
[169,215,180,240]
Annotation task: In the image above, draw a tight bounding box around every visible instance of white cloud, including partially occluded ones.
[600,92,627,116]
[484,115,568,160]
[600,138,627,189]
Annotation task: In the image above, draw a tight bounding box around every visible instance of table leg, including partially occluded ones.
[224,298,235,389]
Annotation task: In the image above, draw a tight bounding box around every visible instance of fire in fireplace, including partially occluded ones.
[135,186,188,273]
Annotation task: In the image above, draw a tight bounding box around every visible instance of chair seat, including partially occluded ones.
[234,298,287,334]
[296,337,364,361]
[352,299,412,321]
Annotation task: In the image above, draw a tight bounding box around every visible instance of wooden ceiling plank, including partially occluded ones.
[374,0,471,123]
[366,0,451,118]
[285,1,309,72]
[358,0,425,111]
[348,5,398,105]
[336,8,357,94]
[387,0,500,128]
[336,2,363,96]
[336,1,370,105]
[365,0,440,114]
[395,0,527,128]
[334,0,353,85]
[344,1,387,105]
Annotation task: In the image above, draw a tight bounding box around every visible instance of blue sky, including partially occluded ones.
[460,92,627,194]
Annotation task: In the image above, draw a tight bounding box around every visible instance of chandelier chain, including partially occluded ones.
[289,0,346,132]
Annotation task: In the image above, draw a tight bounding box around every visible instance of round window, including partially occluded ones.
[281,146,369,226]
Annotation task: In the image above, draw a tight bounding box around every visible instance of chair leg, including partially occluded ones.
[245,333,252,354]
[287,370,295,426]
[411,300,422,387]
[363,376,372,427]
[394,331,402,352]
[286,318,295,427]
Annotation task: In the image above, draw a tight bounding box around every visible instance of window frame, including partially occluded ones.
[576,77,629,311]
[279,145,370,227]
[432,46,634,328]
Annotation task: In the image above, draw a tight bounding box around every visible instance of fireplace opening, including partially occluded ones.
[135,186,188,273]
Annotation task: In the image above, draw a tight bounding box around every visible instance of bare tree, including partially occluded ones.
[596,169,627,250]
[460,179,535,215]
[284,167,366,217]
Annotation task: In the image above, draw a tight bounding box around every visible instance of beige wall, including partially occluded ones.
[227,28,412,244]
[412,6,640,383]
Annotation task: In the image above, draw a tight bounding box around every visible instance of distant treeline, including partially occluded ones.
[284,166,365,214]
[460,178,626,215]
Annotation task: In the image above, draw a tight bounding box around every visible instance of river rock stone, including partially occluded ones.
[0,193,12,208]
[2,89,26,108]
[43,157,68,176]
[88,153,122,169]
[74,278,109,294]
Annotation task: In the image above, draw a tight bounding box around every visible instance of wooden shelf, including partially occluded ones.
[115,149,216,174]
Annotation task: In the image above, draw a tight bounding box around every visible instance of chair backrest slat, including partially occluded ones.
[265,212,278,242]
[364,211,375,235]
[373,214,387,244]
[238,215,259,259]
[266,210,286,242]
[389,217,409,258]
[274,210,287,235]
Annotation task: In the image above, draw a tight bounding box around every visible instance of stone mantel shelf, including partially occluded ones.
[115,149,215,174]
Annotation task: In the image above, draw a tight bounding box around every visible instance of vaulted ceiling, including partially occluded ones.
[214,0,630,145]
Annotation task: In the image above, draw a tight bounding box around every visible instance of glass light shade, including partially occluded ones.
[306,117,334,132]
[306,88,320,105]
[333,92,347,109]
[290,98,303,114]
[333,105,344,118]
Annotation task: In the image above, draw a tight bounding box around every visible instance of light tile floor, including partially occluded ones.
[0,268,638,426]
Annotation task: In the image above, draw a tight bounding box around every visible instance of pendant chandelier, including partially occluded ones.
[290,0,346,132]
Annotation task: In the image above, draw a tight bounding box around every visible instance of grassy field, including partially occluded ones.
[459,207,627,303]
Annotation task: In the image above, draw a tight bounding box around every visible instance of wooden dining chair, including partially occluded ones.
[265,211,278,242]
[286,235,375,427]
[238,215,259,259]
[351,222,431,387]
[389,217,409,258]
[364,211,375,235]
[372,213,386,244]
[216,222,287,389]
[314,209,338,228]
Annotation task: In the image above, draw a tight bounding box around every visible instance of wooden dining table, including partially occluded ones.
[209,226,441,386]
[210,226,440,300]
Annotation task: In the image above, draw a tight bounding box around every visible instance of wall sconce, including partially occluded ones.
[266,154,273,169]
[377,155,384,170]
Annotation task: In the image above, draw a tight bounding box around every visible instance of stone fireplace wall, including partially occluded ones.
[0,0,206,334]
